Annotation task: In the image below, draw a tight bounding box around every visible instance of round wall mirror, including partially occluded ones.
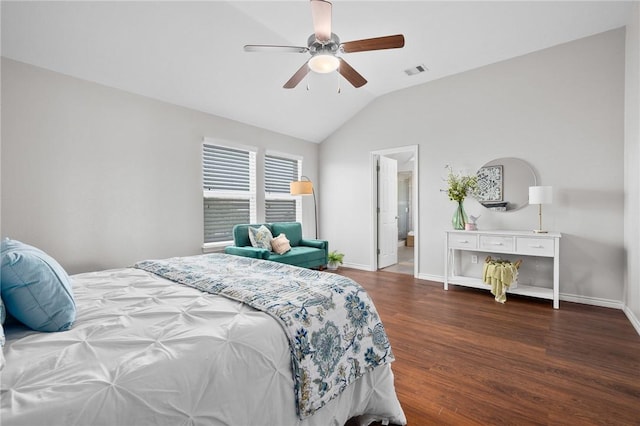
[475,157,537,212]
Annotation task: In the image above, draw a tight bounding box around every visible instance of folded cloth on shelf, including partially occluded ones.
[482,257,520,303]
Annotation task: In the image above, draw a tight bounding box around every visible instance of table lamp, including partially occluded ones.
[529,186,553,233]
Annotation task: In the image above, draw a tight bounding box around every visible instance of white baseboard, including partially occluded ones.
[559,293,624,309]
[342,262,375,272]
[623,305,640,336]
[417,273,443,283]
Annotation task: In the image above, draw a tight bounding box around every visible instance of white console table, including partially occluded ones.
[444,230,561,309]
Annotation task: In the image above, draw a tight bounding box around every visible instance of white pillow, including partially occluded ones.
[271,233,291,255]
[248,225,273,250]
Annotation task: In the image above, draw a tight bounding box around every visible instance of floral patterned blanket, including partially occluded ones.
[134,253,394,418]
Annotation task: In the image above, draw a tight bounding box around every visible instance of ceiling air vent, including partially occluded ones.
[404,64,428,76]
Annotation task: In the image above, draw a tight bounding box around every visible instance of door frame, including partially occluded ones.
[370,145,419,276]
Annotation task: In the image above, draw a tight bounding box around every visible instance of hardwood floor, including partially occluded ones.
[337,268,640,426]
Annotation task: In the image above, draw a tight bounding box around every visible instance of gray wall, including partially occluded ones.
[319,29,626,306]
[2,25,637,326]
[1,58,319,274]
[624,3,640,331]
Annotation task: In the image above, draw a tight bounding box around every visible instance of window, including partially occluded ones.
[203,143,256,244]
[265,199,297,223]
[265,153,301,223]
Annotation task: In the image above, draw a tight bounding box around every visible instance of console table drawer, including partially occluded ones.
[447,234,478,250]
[516,237,555,256]
[479,235,514,252]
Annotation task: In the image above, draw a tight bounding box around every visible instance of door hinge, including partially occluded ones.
[377,249,381,255]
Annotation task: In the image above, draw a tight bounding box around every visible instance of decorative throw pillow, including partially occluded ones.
[271,233,291,255]
[0,322,4,371]
[1,238,76,332]
[0,298,4,371]
[248,225,273,250]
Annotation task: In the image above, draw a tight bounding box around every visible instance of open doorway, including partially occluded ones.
[371,146,419,276]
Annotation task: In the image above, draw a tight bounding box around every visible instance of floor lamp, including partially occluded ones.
[290,176,318,239]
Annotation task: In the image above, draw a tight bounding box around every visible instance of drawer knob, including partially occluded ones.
[492,242,503,246]
[530,245,544,249]
[458,240,469,243]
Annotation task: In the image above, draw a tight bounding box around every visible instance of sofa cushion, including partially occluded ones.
[224,246,269,259]
[266,246,325,267]
[271,233,291,254]
[271,222,302,247]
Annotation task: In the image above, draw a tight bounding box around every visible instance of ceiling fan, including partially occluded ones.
[244,0,405,89]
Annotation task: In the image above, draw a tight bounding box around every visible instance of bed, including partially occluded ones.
[0,251,406,426]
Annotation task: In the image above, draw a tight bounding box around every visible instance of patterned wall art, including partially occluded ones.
[476,165,503,202]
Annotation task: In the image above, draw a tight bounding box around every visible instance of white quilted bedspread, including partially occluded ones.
[0,267,406,426]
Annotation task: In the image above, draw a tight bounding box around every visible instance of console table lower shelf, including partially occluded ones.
[445,276,555,301]
[444,230,561,309]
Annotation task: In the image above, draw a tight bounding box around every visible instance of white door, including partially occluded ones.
[378,156,398,269]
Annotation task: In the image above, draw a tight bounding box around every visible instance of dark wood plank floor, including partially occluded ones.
[338,268,640,426]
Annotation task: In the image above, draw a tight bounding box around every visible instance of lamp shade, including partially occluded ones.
[290,180,313,196]
[529,186,553,205]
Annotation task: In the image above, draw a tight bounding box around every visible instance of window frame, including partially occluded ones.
[264,151,303,224]
[202,139,257,249]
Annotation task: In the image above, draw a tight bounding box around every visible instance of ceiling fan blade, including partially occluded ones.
[341,34,405,53]
[338,58,367,88]
[284,61,311,89]
[244,45,308,53]
[310,0,332,42]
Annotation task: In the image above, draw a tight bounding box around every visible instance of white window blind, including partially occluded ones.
[265,199,297,223]
[203,144,253,192]
[265,154,301,223]
[265,155,299,193]
[203,143,256,244]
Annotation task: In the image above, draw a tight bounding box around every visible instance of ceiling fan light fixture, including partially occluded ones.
[308,54,339,73]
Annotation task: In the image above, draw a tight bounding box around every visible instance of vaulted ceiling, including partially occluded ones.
[1,1,632,142]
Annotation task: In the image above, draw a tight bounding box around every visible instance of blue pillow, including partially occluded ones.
[1,238,76,332]
[0,321,4,371]
[0,298,5,371]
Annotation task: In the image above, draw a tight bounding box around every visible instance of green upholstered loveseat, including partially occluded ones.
[224,222,328,269]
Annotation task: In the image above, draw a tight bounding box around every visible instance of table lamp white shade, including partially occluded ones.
[529,186,552,233]
[529,186,553,205]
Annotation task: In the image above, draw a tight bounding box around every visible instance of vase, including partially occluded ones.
[452,201,467,230]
